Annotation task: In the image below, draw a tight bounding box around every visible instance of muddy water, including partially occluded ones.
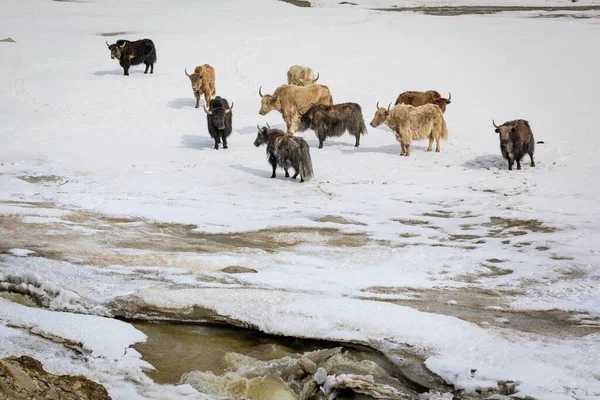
[132,322,412,390]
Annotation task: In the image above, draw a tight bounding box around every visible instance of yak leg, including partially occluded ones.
[283,113,296,134]
[144,63,150,74]
[529,152,535,167]
[285,168,290,178]
[427,136,433,152]
[222,133,228,149]
[213,137,219,150]
[517,160,522,170]
[318,134,325,149]
[435,137,441,152]
[508,158,513,170]
[269,155,277,178]
[150,63,154,74]
[204,91,211,106]
[400,143,405,156]
[405,144,411,157]
[121,59,131,76]
[292,169,299,180]
[194,92,200,108]
[354,134,360,148]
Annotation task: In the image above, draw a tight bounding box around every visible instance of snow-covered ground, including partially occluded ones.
[1,0,599,399]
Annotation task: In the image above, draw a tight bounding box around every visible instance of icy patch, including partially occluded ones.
[6,248,36,257]
[0,268,94,313]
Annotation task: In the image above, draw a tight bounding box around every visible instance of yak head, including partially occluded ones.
[204,100,233,130]
[253,124,271,147]
[370,102,392,128]
[185,69,204,93]
[493,119,516,143]
[106,40,128,59]
[258,87,280,116]
[435,92,451,113]
[297,72,320,87]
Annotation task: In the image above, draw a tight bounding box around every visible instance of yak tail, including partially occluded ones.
[358,117,368,136]
[440,117,448,140]
[299,142,314,181]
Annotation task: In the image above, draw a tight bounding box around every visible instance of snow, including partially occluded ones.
[1,0,600,398]
[6,248,36,257]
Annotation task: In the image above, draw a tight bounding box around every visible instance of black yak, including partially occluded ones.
[106,39,157,76]
[253,126,314,182]
[493,119,535,170]
[204,96,233,150]
[297,103,367,148]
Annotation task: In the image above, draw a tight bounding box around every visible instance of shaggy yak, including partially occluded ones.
[395,90,452,113]
[253,125,314,182]
[297,103,367,148]
[370,102,448,157]
[287,65,320,87]
[185,64,216,108]
[204,96,233,150]
[493,119,535,170]
[258,84,333,134]
[106,39,156,76]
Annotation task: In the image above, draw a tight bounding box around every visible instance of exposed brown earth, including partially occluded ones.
[0,356,110,400]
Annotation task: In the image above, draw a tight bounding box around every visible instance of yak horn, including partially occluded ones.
[312,72,320,83]
[266,122,271,129]
[185,68,191,77]
[447,92,451,103]
[203,105,213,115]
[119,41,127,48]
[225,102,233,113]
[376,101,380,110]
[387,102,392,112]
[257,124,261,130]
[259,86,263,98]
[106,40,110,48]
[492,119,500,129]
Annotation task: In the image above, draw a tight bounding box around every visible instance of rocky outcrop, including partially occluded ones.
[0,356,111,400]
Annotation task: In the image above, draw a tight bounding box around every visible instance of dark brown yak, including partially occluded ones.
[297,103,367,148]
[106,39,156,76]
[253,125,314,182]
[493,119,535,170]
[395,90,451,113]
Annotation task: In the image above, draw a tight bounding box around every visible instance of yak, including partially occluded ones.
[204,96,233,150]
[493,119,535,170]
[106,39,156,76]
[395,90,451,113]
[287,65,320,87]
[297,103,367,148]
[185,64,216,108]
[258,84,333,134]
[370,102,448,157]
[253,125,314,182]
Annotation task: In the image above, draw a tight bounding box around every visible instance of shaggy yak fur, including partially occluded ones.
[258,84,333,134]
[287,65,320,87]
[395,90,452,113]
[204,96,233,150]
[253,126,314,182]
[297,103,367,148]
[185,64,216,108]
[106,39,156,76]
[493,119,535,170]
[370,103,448,157]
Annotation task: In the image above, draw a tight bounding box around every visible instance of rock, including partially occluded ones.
[313,367,328,385]
[219,266,257,274]
[0,356,111,400]
[0,37,16,43]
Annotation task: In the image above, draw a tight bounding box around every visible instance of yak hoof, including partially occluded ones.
[436,149,440,152]
[300,178,305,183]
[355,144,360,148]
[531,162,535,167]
[223,144,228,149]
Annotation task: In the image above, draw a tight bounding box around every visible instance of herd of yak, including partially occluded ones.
[107,39,537,183]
